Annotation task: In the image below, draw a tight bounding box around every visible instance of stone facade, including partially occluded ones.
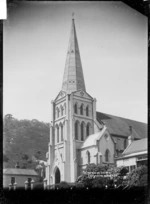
[45,89,106,185]
[45,18,115,185]
[79,129,115,173]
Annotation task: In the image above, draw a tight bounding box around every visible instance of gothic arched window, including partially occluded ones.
[60,106,64,116]
[86,106,89,116]
[86,123,90,137]
[64,103,66,115]
[56,107,60,118]
[105,149,109,162]
[80,104,84,115]
[60,124,63,141]
[74,103,78,114]
[75,121,79,140]
[56,125,59,143]
[81,122,84,141]
[87,151,90,164]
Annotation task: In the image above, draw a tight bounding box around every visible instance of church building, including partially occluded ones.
[45,17,147,185]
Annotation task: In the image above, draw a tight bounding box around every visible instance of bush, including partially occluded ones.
[119,167,128,176]
[76,173,111,188]
[74,182,85,189]
[91,177,108,188]
[76,174,93,187]
[58,181,70,189]
[85,163,109,173]
[76,174,88,183]
[47,182,70,190]
[34,182,44,189]
[108,166,129,187]
[127,165,147,187]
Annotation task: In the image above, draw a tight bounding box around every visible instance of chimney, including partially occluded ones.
[128,126,133,146]
[15,162,20,168]
[129,126,132,134]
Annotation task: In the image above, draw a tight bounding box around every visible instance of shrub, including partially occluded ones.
[76,173,111,188]
[127,165,147,187]
[91,177,108,188]
[34,182,44,189]
[74,182,85,189]
[85,163,109,173]
[76,174,89,183]
[76,174,93,187]
[58,181,70,189]
[119,167,128,176]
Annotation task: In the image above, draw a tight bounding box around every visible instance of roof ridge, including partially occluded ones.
[96,111,147,124]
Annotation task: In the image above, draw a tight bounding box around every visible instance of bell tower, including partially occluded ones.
[45,16,101,185]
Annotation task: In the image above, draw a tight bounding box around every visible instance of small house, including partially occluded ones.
[3,168,40,189]
[116,138,147,172]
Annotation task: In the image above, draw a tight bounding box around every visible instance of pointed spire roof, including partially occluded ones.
[62,17,86,94]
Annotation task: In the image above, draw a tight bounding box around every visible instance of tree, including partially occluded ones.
[22,154,29,161]
[22,163,27,169]
[3,115,49,169]
[3,154,9,162]
[34,150,42,160]
[5,114,13,120]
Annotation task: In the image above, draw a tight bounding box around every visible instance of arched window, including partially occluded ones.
[74,103,78,114]
[80,104,84,115]
[61,124,63,141]
[86,123,90,137]
[64,103,66,115]
[87,151,90,164]
[75,121,79,140]
[56,126,59,143]
[86,106,89,116]
[60,106,64,116]
[105,149,109,162]
[55,167,61,184]
[56,107,60,118]
[81,122,84,141]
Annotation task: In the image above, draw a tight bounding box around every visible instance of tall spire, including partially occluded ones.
[62,16,86,94]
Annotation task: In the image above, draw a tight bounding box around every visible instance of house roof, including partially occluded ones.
[81,126,106,149]
[3,168,39,176]
[96,112,147,139]
[123,138,147,155]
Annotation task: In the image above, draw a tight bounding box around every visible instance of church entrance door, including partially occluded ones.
[55,167,60,184]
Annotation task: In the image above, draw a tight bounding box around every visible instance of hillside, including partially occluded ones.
[3,114,49,169]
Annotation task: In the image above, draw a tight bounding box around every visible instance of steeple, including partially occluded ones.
[62,16,86,94]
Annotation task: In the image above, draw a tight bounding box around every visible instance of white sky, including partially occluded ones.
[3,1,147,123]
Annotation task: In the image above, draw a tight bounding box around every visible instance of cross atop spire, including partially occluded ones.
[61,17,86,94]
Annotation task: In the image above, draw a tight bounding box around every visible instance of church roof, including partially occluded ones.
[81,126,107,149]
[123,138,147,156]
[61,18,86,94]
[96,112,147,139]
[3,168,39,176]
